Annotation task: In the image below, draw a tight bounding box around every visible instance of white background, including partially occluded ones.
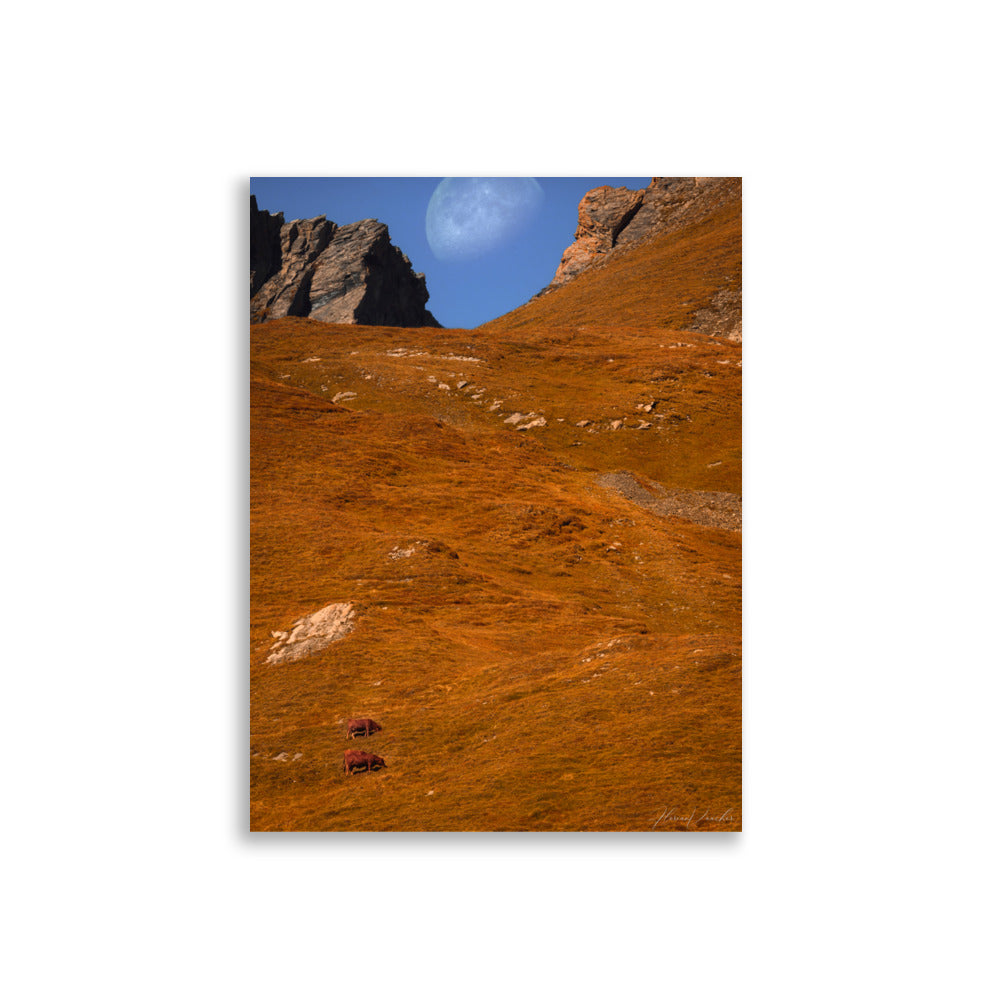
[2,2,997,996]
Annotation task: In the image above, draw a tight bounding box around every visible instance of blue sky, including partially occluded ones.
[249,177,649,329]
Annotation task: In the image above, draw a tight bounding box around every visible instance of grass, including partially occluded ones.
[249,185,742,831]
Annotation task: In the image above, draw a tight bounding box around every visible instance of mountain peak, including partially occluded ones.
[250,198,440,327]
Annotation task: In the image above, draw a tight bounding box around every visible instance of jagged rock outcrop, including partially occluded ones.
[551,185,646,285]
[250,196,284,299]
[250,196,440,327]
[546,177,742,339]
[551,178,736,286]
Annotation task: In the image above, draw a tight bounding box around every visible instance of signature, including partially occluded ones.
[652,806,739,830]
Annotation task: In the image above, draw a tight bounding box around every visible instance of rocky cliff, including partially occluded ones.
[250,196,440,327]
[546,177,742,339]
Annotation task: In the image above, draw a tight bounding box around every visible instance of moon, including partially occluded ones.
[426,178,544,262]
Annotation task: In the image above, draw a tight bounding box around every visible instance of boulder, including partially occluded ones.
[266,602,356,664]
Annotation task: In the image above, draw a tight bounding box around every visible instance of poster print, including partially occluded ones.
[250,177,741,831]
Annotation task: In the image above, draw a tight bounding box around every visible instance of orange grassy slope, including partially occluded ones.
[482,177,741,334]
[250,184,741,832]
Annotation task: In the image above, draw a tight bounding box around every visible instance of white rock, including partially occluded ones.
[266,603,356,665]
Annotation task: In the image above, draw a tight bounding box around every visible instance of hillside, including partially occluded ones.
[493,177,742,340]
[250,180,741,832]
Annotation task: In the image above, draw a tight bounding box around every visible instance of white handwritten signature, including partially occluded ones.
[652,806,738,830]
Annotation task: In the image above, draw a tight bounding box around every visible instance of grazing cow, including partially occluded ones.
[344,750,387,774]
[347,717,382,739]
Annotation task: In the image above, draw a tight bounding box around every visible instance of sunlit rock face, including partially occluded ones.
[250,196,440,327]
[425,178,544,262]
[551,185,646,285]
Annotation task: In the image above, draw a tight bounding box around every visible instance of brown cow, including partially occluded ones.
[344,750,387,774]
[346,718,382,739]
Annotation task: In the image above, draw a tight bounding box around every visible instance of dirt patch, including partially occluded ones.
[598,471,741,531]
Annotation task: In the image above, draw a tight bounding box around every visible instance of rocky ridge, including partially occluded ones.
[545,177,742,340]
[250,196,440,327]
